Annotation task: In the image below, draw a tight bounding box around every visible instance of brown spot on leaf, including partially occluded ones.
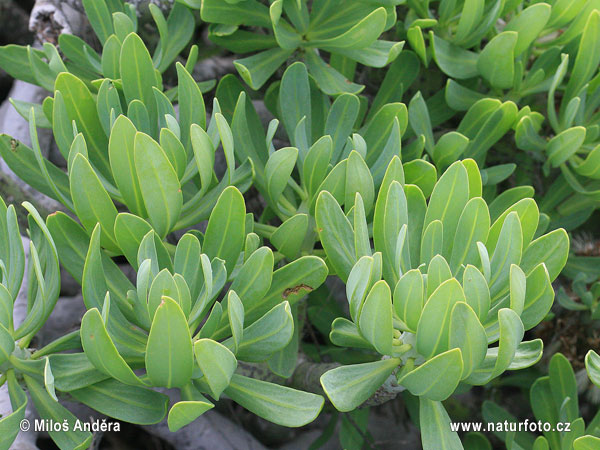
[10,139,18,151]
[282,284,313,299]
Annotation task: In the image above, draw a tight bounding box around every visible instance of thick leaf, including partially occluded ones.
[358,280,393,355]
[547,127,586,168]
[470,309,524,384]
[431,33,478,79]
[399,348,463,400]
[25,375,92,448]
[225,374,324,427]
[80,308,146,387]
[509,264,526,315]
[488,186,535,222]
[177,62,206,150]
[320,358,400,412]
[530,377,561,449]
[146,296,194,388]
[194,339,237,399]
[325,96,359,164]
[279,62,311,150]
[159,127,187,181]
[585,350,600,388]
[373,181,408,285]
[420,220,444,267]
[167,391,214,432]
[49,353,109,391]
[82,0,114,43]
[520,229,569,281]
[0,140,68,208]
[486,198,538,255]
[173,233,202,298]
[134,132,182,237]
[0,285,13,330]
[234,48,293,90]
[416,279,465,359]
[433,132,469,170]
[549,353,578,422]
[308,7,387,51]
[120,33,159,136]
[55,72,111,178]
[81,224,109,311]
[203,186,246,275]
[0,323,13,366]
[521,263,553,330]
[265,147,298,205]
[449,302,487,379]
[128,100,151,135]
[488,212,522,300]
[70,155,119,253]
[316,191,355,282]
[0,201,25,300]
[461,100,518,163]
[505,3,551,56]
[449,198,490,274]
[507,339,543,370]
[352,193,371,260]
[147,269,179,320]
[227,291,244,354]
[363,104,408,167]
[463,265,490,322]
[224,302,293,362]
[405,184,426,264]
[426,255,452,299]
[216,256,327,338]
[409,92,434,155]
[71,379,168,424]
[454,0,484,44]
[347,254,382,324]
[102,35,122,79]
[271,214,308,260]
[267,305,299,378]
[564,11,600,105]
[113,213,152,270]
[420,398,463,450]
[0,45,42,85]
[329,317,374,350]
[190,124,215,198]
[393,269,424,332]
[228,247,273,316]
[108,115,147,217]
[574,436,600,450]
[423,161,469,259]
[305,50,364,95]
[59,33,102,75]
[0,373,28,449]
[345,151,374,216]
[200,0,270,26]
[153,3,195,72]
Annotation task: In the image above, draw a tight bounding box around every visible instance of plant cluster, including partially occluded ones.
[0,0,598,449]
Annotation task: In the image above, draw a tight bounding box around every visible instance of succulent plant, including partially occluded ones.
[179,0,404,94]
[315,160,569,445]
[1,0,599,449]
